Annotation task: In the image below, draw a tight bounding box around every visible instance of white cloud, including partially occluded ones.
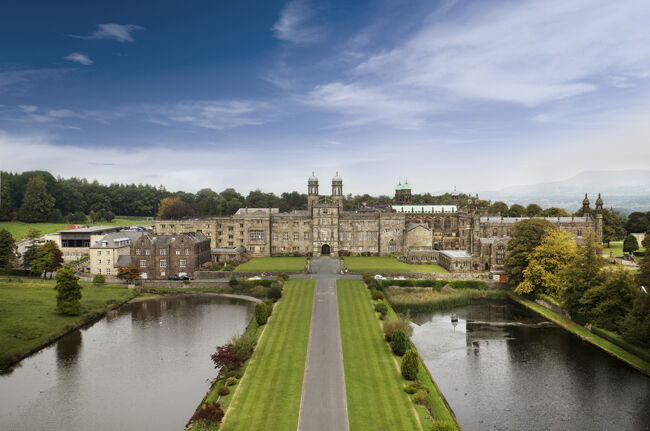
[71,24,143,42]
[64,52,94,65]
[0,68,70,94]
[272,0,323,44]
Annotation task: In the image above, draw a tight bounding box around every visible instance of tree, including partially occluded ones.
[54,266,83,315]
[211,344,246,371]
[621,291,650,349]
[254,302,269,325]
[490,201,509,217]
[117,265,140,283]
[636,229,650,289]
[516,230,577,297]
[579,268,636,332]
[401,349,419,380]
[0,229,17,269]
[601,209,626,247]
[390,329,409,356]
[504,219,557,287]
[157,197,195,220]
[31,241,63,278]
[559,234,605,319]
[623,234,639,254]
[18,176,55,222]
[22,228,40,269]
[508,204,526,217]
[541,207,571,217]
[625,211,650,233]
[525,204,543,217]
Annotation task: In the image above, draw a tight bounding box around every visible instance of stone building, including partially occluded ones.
[89,230,143,276]
[130,232,211,279]
[153,174,602,273]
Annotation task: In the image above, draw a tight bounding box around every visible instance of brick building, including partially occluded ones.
[130,232,210,279]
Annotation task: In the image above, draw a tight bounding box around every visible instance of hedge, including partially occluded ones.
[379,279,487,290]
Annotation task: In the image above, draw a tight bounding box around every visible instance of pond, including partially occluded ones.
[0,294,254,431]
[410,301,650,431]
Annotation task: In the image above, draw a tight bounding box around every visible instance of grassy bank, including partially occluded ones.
[508,292,650,376]
[219,278,315,430]
[0,276,138,371]
[234,257,307,273]
[337,279,423,430]
[385,286,508,313]
[344,256,448,274]
[0,217,151,241]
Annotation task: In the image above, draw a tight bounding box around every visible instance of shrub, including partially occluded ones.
[231,328,257,359]
[390,329,409,356]
[374,302,388,314]
[366,279,379,290]
[224,368,243,379]
[92,274,105,285]
[401,349,419,380]
[229,277,238,287]
[362,273,374,284]
[217,386,230,396]
[430,422,457,431]
[190,401,224,425]
[383,314,413,339]
[268,285,282,302]
[371,289,384,301]
[255,302,269,325]
[211,344,246,371]
[413,389,428,406]
[54,266,82,315]
[404,381,429,394]
[277,273,290,283]
[226,377,238,386]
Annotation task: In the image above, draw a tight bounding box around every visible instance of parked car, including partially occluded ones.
[180,275,193,281]
[168,274,180,281]
[374,274,386,280]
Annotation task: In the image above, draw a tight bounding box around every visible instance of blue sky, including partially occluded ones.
[1,0,649,195]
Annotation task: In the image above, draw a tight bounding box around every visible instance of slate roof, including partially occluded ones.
[439,250,472,258]
[116,255,132,267]
[272,210,310,217]
[90,231,143,249]
[480,237,510,244]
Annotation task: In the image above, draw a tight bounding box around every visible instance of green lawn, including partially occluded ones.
[0,217,151,241]
[602,240,645,257]
[337,279,423,430]
[508,292,650,376]
[234,257,307,273]
[344,256,448,274]
[220,279,315,431]
[0,276,138,371]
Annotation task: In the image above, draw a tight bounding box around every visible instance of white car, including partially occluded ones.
[247,276,262,280]
[374,274,386,280]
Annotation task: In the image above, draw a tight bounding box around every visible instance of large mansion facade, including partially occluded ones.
[154,174,603,273]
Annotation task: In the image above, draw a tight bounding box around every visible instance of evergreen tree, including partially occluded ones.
[18,177,55,222]
[623,234,639,254]
[401,349,419,380]
[0,229,17,269]
[0,172,14,221]
[504,219,557,287]
[621,291,650,349]
[390,329,409,356]
[54,266,83,315]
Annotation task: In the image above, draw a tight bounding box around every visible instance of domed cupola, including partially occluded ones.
[307,172,319,196]
[595,193,603,210]
[582,193,590,211]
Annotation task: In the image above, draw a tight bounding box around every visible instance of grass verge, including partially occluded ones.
[218,278,315,431]
[338,279,426,430]
[344,257,448,274]
[234,257,307,273]
[508,292,650,376]
[0,276,138,371]
[385,287,507,313]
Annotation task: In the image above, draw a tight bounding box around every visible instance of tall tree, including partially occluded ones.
[623,234,639,254]
[525,203,543,217]
[625,211,650,233]
[508,204,526,217]
[516,229,578,297]
[22,228,41,269]
[541,207,571,217]
[31,241,63,278]
[18,176,55,222]
[621,291,650,349]
[117,265,140,283]
[504,219,557,287]
[157,197,195,219]
[0,229,17,269]
[490,201,509,217]
[54,266,83,315]
[559,234,605,318]
[579,268,636,331]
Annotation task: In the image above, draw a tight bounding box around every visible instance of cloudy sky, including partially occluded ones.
[1,0,649,196]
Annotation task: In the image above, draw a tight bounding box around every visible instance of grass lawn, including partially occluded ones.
[602,240,646,257]
[344,256,448,274]
[508,292,650,376]
[0,276,138,371]
[0,217,151,241]
[337,279,423,430]
[220,279,315,431]
[234,256,307,273]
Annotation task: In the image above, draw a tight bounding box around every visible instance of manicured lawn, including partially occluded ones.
[234,257,307,273]
[602,240,645,257]
[337,279,422,430]
[0,217,151,241]
[344,256,448,274]
[508,292,650,376]
[0,276,138,370]
[221,279,315,431]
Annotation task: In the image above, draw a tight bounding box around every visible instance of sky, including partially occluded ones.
[1,0,650,196]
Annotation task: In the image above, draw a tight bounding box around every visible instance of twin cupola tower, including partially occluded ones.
[307,172,344,213]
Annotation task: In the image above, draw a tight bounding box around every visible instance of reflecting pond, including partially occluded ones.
[0,294,254,431]
[411,301,650,431]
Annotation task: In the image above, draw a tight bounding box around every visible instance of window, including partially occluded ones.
[293,246,299,251]
[496,245,505,265]
[160,248,167,255]
[185,248,190,255]
[97,251,101,255]
[146,248,151,255]
[444,218,451,230]
[577,229,583,237]
[180,259,186,267]
[260,247,265,252]
[228,241,234,246]
[272,246,277,252]
[367,231,378,241]
[304,221,309,226]
[136,248,141,255]
[357,232,364,241]
[250,230,265,241]
[322,209,329,214]
[388,240,397,253]
[140,259,147,267]
[293,222,299,227]
[175,249,181,255]
[385,229,390,233]
[97,268,101,274]
[249,247,255,253]
[369,246,377,251]
[283,232,289,240]
[304,232,310,240]
[273,232,278,241]
[294,232,299,241]
[493,228,498,236]
[239,223,244,228]
[106,268,111,275]
[160,260,167,268]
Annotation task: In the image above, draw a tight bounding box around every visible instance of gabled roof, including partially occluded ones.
[90,231,143,249]
[406,222,430,232]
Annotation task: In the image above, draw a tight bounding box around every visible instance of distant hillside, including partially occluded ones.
[481,170,650,213]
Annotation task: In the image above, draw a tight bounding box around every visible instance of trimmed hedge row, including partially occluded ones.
[380,279,487,290]
[591,326,650,364]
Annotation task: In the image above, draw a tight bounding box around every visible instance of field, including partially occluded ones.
[0,217,151,241]
[220,279,315,431]
[234,257,307,273]
[0,276,138,371]
[337,279,423,430]
[602,240,646,257]
[344,256,448,274]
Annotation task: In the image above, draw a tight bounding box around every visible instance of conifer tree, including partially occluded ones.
[18,177,55,222]
[55,266,83,315]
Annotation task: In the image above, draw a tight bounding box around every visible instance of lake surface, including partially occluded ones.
[0,294,254,431]
[411,301,650,431]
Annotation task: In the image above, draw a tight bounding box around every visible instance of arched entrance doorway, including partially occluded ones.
[321,244,331,255]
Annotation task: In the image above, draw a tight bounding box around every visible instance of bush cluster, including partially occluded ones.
[255,302,269,325]
[382,315,413,341]
[413,389,428,405]
[92,274,105,285]
[401,349,419,380]
[371,289,384,301]
[225,377,238,386]
[430,422,457,431]
[390,330,410,356]
[404,381,429,394]
[217,386,230,396]
[190,401,224,425]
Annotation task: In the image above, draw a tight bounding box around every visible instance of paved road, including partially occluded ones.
[297,257,349,431]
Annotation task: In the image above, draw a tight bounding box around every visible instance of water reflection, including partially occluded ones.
[0,294,254,431]
[411,301,650,431]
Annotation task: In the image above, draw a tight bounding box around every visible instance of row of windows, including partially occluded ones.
[139,259,187,268]
[134,248,191,256]
[96,268,111,275]
[338,231,379,241]
[271,232,311,241]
